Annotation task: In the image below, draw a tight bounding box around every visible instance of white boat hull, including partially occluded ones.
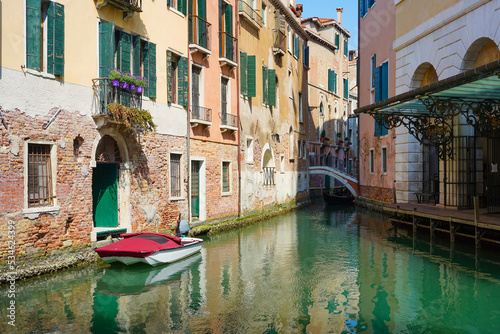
[101,238,203,266]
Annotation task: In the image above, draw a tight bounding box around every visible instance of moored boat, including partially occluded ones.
[323,187,354,204]
[95,232,203,266]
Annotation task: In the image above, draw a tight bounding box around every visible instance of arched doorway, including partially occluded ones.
[92,135,122,228]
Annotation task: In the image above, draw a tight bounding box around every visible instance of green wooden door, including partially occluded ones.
[93,163,118,227]
[191,161,200,218]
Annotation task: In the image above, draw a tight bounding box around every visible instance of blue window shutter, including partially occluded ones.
[374,115,381,137]
[99,21,115,78]
[381,61,389,100]
[360,0,367,17]
[374,65,382,103]
[26,0,41,71]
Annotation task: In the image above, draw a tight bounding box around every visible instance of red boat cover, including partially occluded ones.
[95,232,183,259]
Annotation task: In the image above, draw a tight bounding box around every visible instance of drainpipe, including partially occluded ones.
[356,0,361,195]
[186,2,191,223]
[236,7,241,218]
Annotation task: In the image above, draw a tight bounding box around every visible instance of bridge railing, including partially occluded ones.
[309,154,358,179]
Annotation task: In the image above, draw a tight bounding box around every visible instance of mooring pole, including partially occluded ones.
[474,196,481,250]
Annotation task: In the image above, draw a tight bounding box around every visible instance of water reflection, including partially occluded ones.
[3,202,500,333]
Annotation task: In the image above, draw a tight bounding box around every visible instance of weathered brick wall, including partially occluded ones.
[360,185,394,204]
[0,107,188,265]
[190,139,239,219]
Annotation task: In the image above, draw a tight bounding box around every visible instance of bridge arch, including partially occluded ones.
[309,166,358,197]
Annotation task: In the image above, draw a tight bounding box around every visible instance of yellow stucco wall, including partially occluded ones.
[1,0,187,106]
[395,0,461,39]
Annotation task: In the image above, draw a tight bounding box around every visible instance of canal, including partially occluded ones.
[3,201,500,333]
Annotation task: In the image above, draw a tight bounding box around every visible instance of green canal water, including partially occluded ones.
[3,201,500,333]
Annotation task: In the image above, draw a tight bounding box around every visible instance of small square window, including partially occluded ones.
[369,149,375,174]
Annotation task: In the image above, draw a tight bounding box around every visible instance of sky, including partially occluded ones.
[301,0,359,50]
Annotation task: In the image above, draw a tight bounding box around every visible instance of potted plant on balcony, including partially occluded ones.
[136,76,147,93]
[336,132,343,145]
[109,69,122,87]
[344,136,352,145]
[320,129,326,143]
[121,72,133,89]
[107,103,156,133]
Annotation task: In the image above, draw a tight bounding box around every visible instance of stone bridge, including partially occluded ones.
[309,166,359,197]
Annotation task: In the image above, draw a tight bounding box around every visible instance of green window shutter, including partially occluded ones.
[240,52,247,96]
[178,56,189,107]
[179,0,187,15]
[335,33,340,49]
[118,32,131,73]
[294,36,300,58]
[99,21,115,78]
[327,69,332,92]
[334,71,337,94]
[344,39,348,57]
[26,0,41,71]
[247,55,256,97]
[268,69,276,107]
[225,4,232,34]
[198,0,206,20]
[148,42,157,99]
[132,35,141,76]
[344,78,348,98]
[167,51,173,103]
[47,2,64,76]
[262,66,268,105]
[143,42,149,95]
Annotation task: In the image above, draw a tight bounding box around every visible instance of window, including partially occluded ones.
[170,154,182,197]
[280,155,285,173]
[369,149,374,174]
[192,65,202,110]
[262,66,276,106]
[299,92,303,122]
[27,143,55,208]
[221,77,229,121]
[328,69,337,94]
[303,43,309,67]
[293,34,300,58]
[26,0,65,76]
[371,55,376,89]
[168,0,187,14]
[381,147,387,174]
[222,161,230,193]
[298,140,302,158]
[99,22,157,98]
[167,51,188,106]
[374,61,389,136]
[302,141,306,159]
[220,1,234,61]
[246,137,254,163]
[287,26,292,52]
[240,52,256,97]
[361,0,376,17]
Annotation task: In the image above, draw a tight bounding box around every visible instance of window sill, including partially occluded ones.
[168,6,186,18]
[169,196,185,201]
[169,103,185,110]
[23,206,60,219]
[222,192,232,197]
[25,68,57,80]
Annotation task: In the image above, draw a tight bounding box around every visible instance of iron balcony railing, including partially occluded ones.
[92,78,142,116]
[238,0,262,28]
[273,29,286,55]
[191,105,212,123]
[219,32,236,62]
[221,113,238,128]
[263,167,275,186]
[189,15,211,51]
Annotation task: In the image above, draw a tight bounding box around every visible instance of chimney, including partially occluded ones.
[336,7,343,25]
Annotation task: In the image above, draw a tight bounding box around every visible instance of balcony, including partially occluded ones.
[219,32,237,68]
[92,78,148,129]
[95,0,142,21]
[273,30,286,56]
[190,105,212,129]
[220,113,238,133]
[238,0,262,30]
[189,15,211,57]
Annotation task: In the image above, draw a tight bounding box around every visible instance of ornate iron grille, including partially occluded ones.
[263,167,275,186]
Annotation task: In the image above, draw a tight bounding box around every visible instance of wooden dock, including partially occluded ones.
[380,199,500,249]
